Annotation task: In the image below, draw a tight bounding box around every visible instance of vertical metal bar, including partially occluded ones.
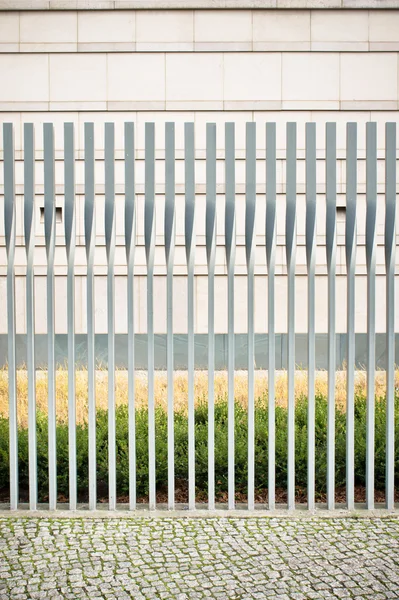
[225,123,236,511]
[124,123,136,511]
[266,123,276,511]
[64,123,76,511]
[185,123,196,510]
[286,123,297,511]
[366,122,377,510]
[165,122,175,510]
[145,123,156,510]
[245,122,256,511]
[84,123,96,511]
[44,123,57,511]
[326,123,337,511]
[345,123,357,511]
[385,123,396,511]
[3,123,18,510]
[24,123,37,511]
[206,123,217,511]
[105,123,116,510]
[306,123,316,511]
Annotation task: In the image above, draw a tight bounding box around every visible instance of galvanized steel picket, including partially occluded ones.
[24,123,37,512]
[1,120,397,512]
[3,123,17,511]
[84,123,96,511]
[385,123,396,511]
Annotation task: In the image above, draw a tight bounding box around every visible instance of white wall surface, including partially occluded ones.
[0,7,398,336]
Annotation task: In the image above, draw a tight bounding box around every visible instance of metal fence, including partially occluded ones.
[2,121,397,512]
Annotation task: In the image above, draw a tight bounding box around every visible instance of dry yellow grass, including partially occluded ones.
[0,366,397,428]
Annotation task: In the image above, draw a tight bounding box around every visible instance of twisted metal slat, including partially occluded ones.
[44,124,57,511]
[286,123,297,511]
[185,123,196,510]
[124,123,136,511]
[206,123,217,511]
[225,123,236,510]
[245,122,256,511]
[345,123,357,511]
[365,122,377,510]
[105,123,116,510]
[145,123,156,511]
[325,123,337,511]
[266,122,276,511]
[84,122,96,510]
[165,122,176,510]
[305,123,316,511]
[24,124,37,511]
[384,123,396,511]
[64,123,76,511]
[3,123,18,510]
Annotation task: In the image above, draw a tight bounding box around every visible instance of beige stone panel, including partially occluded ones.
[0,277,6,334]
[335,275,346,333]
[136,275,146,332]
[234,275,247,333]
[172,275,187,334]
[0,54,49,103]
[253,42,310,51]
[295,275,307,333]
[152,276,166,334]
[0,114,21,157]
[314,275,328,333]
[224,54,281,104]
[311,111,369,153]
[254,111,311,151]
[274,275,287,334]
[354,275,367,333]
[282,53,339,106]
[77,112,138,154]
[78,10,135,43]
[369,10,399,43]
[195,10,251,43]
[34,276,47,334]
[370,42,399,51]
[136,10,193,43]
[50,54,106,102]
[311,10,368,42]
[21,42,77,52]
[213,276,228,334]
[136,112,193,152]
[20,11,77,43]
[55,276,67,334]
[108,54,165,103]
[137,42,193,51]
[114,276,127,334]
[311,42,369,52]
[0,12,19,43]
[20,113,79,155]
[254,275,267,333]
[371,111,399,149]
[166,54,223,103]
[94,275,107,334]
[253,10,310,42]
[194,111,252,151]
[341,53,398,104]
[195,275,207,333]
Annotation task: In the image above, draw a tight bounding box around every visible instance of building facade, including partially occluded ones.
[0,1,398,367]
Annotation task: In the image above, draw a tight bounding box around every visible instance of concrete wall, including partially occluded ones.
[0,5,398,349]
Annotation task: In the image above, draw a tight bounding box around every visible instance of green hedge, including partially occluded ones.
[0,394,398,501]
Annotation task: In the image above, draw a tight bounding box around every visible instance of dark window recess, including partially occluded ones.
[40,206,63,223]
[336,206,346,222]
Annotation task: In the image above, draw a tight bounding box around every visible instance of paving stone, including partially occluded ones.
[0,517,398,599]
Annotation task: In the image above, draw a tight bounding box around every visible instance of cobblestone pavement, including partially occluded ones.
[0,517,399,599]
